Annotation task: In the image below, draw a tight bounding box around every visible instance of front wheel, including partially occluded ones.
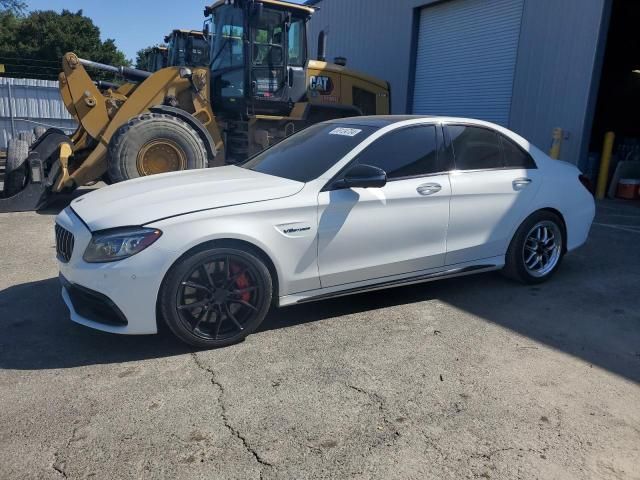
[107,113,208,183]
[159,246,273,348]
[503,211,565,284]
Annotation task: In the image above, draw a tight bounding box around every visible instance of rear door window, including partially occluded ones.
[448,125,503,170]
[500,135,537,169]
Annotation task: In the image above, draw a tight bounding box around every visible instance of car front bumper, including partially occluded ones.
[56,207,164,335]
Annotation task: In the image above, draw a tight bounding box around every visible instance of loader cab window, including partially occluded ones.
[288,18,305,67]
[251,9,286,99]
[210,5,245,100]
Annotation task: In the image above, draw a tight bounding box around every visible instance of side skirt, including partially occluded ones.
[285,264,500,306]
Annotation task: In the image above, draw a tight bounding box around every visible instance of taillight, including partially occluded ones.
[579,174,595,195]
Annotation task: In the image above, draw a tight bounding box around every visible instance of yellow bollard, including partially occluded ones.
[596,131,615,200]
[549,127,563,159]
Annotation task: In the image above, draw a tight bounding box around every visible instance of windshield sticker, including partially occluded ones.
[329,127,362,137]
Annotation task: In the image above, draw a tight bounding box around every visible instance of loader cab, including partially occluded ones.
[145,46,168,72]
[165,30,211,68]
[207,0,312,116]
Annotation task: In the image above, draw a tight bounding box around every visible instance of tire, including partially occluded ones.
[4,139,29,196]
[33,126,47,140]
[159,246,273,349]
[503,210,565,284]
[107,113,208,183]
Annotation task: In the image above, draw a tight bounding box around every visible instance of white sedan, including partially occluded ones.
[55,116,595,348]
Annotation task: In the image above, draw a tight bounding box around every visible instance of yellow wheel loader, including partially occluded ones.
[0,0,390,212]
[143,30,211,73]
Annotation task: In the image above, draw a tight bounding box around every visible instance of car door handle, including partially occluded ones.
[513,178,532,190]
[416,183,442,196]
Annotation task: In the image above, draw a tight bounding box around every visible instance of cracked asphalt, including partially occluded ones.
[1,197,639,479]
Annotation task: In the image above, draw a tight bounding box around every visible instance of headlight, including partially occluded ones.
[83,227,162,263]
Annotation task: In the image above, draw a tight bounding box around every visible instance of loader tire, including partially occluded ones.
[33,126,47,140]
[108,113,208,183]
[5,139,29,196]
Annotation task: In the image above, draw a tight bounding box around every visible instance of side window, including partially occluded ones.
[501,135,537,169]
[356,126,440,179]
[287,18,305,66]
[449,125,503,170]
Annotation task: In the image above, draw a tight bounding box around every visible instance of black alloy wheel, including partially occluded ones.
[160,247,272,348]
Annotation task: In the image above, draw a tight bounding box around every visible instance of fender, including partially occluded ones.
[149,105,218,162]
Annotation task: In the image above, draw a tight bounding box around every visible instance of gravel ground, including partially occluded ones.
[0,197,639,480]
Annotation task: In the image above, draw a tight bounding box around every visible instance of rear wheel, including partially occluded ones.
[503,211,565,284]
[4,139,29,196]
[107,113,208,183]
[159,246,273,348]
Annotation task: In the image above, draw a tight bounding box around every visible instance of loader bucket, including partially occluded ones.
[0,129,73,212]
[0,154,48,212]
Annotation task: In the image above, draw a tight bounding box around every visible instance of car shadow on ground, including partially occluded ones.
[1,251,639,383]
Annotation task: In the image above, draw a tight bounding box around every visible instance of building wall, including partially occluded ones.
[307,0,438,116]
[0,78,77,149]
[509,0,610,168]
[307,0,609,166]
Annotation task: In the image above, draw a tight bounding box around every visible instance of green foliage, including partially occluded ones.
[0,9,130,80]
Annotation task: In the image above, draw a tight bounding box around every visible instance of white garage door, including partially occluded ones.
[411,0,524,126]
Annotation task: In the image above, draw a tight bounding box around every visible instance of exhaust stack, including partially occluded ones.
[317,30,327,62]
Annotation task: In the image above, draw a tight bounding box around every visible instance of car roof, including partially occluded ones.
[325,115,546,160]
[325,115,435,127]
[325,115,507,128]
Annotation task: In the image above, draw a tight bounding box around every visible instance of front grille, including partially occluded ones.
[55,223,75,262]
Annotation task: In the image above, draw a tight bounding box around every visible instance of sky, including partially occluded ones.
[25,0,306,62]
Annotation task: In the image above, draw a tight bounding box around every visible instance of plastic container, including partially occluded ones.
[616,178,640,200]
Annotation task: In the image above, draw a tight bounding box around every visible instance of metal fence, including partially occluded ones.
[0,77,77,149]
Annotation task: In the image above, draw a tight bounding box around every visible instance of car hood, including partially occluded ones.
[70,166,304,231]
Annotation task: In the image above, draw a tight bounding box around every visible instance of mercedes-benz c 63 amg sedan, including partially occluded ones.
[55,116,595,348]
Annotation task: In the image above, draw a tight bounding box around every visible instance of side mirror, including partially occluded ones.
[333,164,387,189]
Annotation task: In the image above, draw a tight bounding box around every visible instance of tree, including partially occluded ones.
[0,9,130,80]
[0,0,26,15]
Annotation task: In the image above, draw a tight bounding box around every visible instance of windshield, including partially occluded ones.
[242,123,377,182]
[210,5,244,72]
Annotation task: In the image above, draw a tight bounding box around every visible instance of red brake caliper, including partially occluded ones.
[230,263,251,302]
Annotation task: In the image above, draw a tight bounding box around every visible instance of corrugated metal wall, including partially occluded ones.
[0,78,77,149]
[412,0,524,126]
[307,0,436,115]
[509,0,609,169]
[307,0,609,166]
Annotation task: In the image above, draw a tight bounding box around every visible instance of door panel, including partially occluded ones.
[317,175,451,288]
[445,168,540,265]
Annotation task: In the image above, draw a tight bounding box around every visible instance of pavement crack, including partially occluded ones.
[472,447,515,460]
[191,352,273,475]
[52,458,67,478]
[346,383,400,453]
[51,424,80,478]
